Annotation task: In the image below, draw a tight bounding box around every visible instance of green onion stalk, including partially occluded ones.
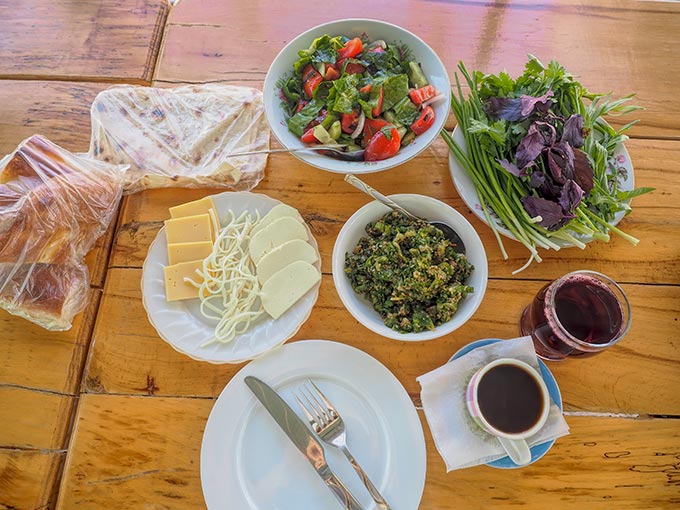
[441,59,653,273]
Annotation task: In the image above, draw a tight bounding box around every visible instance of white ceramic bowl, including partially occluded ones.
[263,19,451,174]
[332,194,488,341]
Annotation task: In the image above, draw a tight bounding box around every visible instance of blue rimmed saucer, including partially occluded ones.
[449,338,563,469]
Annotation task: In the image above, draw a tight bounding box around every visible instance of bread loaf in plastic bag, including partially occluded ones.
[0,135,126,330]
[88,84,269,194]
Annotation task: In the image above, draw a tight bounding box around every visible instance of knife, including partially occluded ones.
[245,376,365,510]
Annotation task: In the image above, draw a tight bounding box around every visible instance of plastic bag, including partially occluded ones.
[0,135,126,330]
[88,84,270,194]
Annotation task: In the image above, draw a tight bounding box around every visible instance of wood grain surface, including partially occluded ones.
[157,0,680,139]
[1,1,679,509]
[85,268,680,415]
[110,138,680,284]
[0,449,63,510]
[56,394,680,510]
[0,0,169,82]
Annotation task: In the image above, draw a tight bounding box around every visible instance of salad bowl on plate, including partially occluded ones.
[263,18,450,174]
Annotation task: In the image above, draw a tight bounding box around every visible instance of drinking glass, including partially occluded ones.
[520,270,632,361]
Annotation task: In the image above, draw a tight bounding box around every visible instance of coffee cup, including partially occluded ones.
[466,358,550,466]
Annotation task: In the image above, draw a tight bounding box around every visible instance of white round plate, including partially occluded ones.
[141,191,321,364]
[263,18,451,175]
[201,340,427,510]
[447,125,635,248]
[332,194,488,341]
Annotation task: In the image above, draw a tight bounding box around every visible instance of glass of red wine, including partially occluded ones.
[520,270,631,361]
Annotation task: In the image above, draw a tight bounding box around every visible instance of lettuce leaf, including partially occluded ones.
[287,98,325,137]
[382,74,410,111]
[294,35,343,74]
[327,74,361,114]
[392,96,419,125]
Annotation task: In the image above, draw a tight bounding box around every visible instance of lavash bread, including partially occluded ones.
[89,84,270,194]
[0,135,126,330]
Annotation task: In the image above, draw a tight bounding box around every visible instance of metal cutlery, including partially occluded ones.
[344,174,466,254]
[296,380,392,510]
[223,144,366,161]
[244,376,365,510]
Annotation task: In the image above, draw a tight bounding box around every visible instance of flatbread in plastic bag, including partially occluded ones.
[0,135,126,330]
[89,84,269,194]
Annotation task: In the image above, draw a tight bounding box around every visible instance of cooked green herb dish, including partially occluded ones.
[345,211,473,333]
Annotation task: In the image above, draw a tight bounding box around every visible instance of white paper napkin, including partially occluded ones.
[417,336,570,471]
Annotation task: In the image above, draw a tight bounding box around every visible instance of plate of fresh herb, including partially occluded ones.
[444,55,654,273]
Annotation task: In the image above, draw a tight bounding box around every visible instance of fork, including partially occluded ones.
[295,381,392,510]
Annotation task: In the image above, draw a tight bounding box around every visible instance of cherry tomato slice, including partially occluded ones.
[411,106,435,135]
[362,118,390,145]
[301,127,319,144]
[344,62,366,75]
[371,87,384,118]
[365,126,401,161]
[341,110,359,134]
[324,65,340,81]
[302,64,323,99]
[338,38,363,60]
[408,85,438,106]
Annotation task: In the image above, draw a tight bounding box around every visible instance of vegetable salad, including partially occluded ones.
[278,34,443,161]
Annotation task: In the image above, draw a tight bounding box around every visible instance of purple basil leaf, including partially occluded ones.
[573,149,594,195]
[485,97,523,121]
[521,195,573,231]
[545,141,575,184]
[516,123,546,169]
[529,171,546,188]
[558,179,585,212]
[520,90,554,118]
[498,158,523,177]
[538,177,562,200]
[485,90,554,121]
[534,121,557,146]
[562,114,585,148]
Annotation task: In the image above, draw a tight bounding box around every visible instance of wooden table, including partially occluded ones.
[1,1,678,508]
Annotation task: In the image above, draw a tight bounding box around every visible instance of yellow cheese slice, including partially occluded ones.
[163,260,203,301]
[261,260,321,319]
[168,197,218,240]
[256,239,318,284]
[248,216,308,265]
[167,241,214,265]
[165,213,213,245]
[251,203,303,237]
[169,196,216,218]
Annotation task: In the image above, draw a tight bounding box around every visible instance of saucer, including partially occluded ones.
[450,338,563,469]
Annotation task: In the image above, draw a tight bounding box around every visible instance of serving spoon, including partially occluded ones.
[344,174,467,254]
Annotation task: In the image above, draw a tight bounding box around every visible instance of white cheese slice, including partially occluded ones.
[261,260,321,319]
[251,203,303,237]
[256,239,318,284]
[248,216,308,265]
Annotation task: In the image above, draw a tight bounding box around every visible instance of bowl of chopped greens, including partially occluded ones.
[332,194,487,341]
[443,55,653,273]
[263,19,451,174]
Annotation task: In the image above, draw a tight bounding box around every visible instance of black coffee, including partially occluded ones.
[477,364,544,434]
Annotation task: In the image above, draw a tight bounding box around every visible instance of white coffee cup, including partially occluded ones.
[466,358,550,466]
